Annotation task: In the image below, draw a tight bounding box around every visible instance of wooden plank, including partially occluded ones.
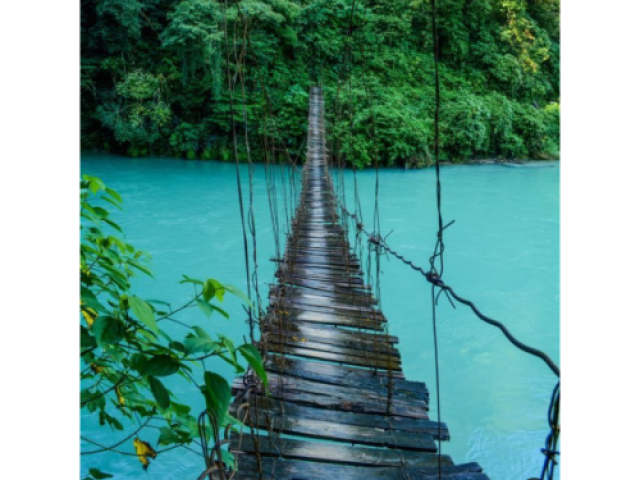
[272,294,381,315]
[263,361,425,401]
[271,309,384,330]
[262,373,423,408]
[272,285,376,304]
[280,254,360,268]
[233,375,427,418]
[230,433,452,468]
[278,276,371,292]
[258,361,423,401]
[271,287,377,306]
[285,245,355,256]
[233,406,437,451]
[265,356,409,383]
[265,325,396,350]
[265,335,400,361]
[265,321,399,345]
[275,301,385,320]
[266,344,401,370]
[231,398,448,440]
[234,456,488,480]
[277,270,367,287]
[277,268,363,282]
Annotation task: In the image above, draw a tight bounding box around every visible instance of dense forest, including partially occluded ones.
[81,0,559,167]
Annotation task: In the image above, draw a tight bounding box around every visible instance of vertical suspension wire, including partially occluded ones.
[222,0,255,344]
[261,87,282,260]
[354,2,383,307]
[427,0,444,478]
[236,11,263,320]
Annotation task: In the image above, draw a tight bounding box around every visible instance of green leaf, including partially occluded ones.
[92,316,124,346]
[180,274,203,285]
[203,279,225,302]
[184,336,219,355]
[101,411,123,430]
[224,284,253,308]
[80,326,97,350]
[148,376,170,409]
[220,336,238,370]
[157,427,182,445]
[169,341,186,353]
[192,326,212,340]
[214,305,229,319]
[88,176,104,194]
[88,468,114,479]
[147,299,172,307]
[93,206,109,219]
[196,298,214,318]
[171,401,192,417]
[237,344,267,387]
[80,287,106,313]
[220,449,236,469]
[140,355,180,377]
[129,296,158,333]
[105,187,122,203]
[203,371,231,423]
[102,196,123,211]
[129,260,154,277]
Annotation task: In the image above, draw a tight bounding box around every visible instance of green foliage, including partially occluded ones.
[96,70,171,150]
[81,0,559,163]
[161,0,223,90]
[80,175,265,476]
[441,94,491,161]
[83,468,114,480]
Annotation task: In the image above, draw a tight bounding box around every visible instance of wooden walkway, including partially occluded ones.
[228,87,489,479]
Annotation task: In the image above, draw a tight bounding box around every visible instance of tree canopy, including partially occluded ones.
[81,0,559,166]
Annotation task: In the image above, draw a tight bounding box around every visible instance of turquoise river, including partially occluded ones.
[81,154,560,480]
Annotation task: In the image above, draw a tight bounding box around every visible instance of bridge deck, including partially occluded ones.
[228,87,489,479]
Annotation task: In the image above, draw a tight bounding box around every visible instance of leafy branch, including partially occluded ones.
[80,175,266,475]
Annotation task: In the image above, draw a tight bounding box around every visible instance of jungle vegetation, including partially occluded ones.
[81,0,559,167]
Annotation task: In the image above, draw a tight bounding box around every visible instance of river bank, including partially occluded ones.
[82,149,560,170]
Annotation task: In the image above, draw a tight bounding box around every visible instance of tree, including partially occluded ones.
[81,0,560,163]
[161,0,223,90]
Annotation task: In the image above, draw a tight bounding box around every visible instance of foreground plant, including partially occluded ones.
[80,175,265,478]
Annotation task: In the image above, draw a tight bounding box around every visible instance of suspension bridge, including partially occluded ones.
[218,87,490,479]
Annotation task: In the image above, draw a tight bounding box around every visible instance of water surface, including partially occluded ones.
[81,154,559,480]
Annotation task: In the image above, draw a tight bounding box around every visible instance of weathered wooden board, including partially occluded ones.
[279,276,371,293]
[270,309,385,330]
[265,334,400,359]
[265,321,399,346]
[274,301,386,320]
[237,370,425,405]
[271,289,377,307]
[265,356,417,388]
[230,398,448,439]
[233,407,437,451]
[271,285,377,305]
[265,343,402,370]
[230,433,453,468]
[233,378,427,418]
[233,456,488,480]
